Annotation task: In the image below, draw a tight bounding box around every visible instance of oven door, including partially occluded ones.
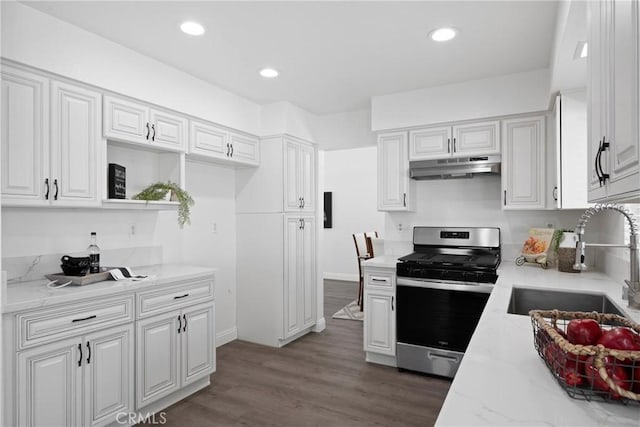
[396,278,492,377]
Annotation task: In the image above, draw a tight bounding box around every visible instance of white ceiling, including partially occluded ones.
[22,1,559,115]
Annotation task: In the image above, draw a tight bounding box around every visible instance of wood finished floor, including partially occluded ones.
[147,280,451,426]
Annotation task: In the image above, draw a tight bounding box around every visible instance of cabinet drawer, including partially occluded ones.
[137,278,214,319]
[364,269,396,291]
[17,294,134,350]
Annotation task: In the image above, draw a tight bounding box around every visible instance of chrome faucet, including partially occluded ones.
[573,203,640,309]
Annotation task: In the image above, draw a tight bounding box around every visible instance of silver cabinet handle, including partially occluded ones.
[182,314,187,332]
[78,343,83,367]
[504,190,507,206]
[553,186,558,201]
[86,341,91,364]
[230,144,233,157]
[447,138,450,153]
[453,137,457,152]
[301,197,305,208]
[177,315,182,334]
[53,179,59,200]
[403,193,407,207]
[391,296,394,311]
[44,178,50,200]
[151,124,156,142]
[146,123,150,140]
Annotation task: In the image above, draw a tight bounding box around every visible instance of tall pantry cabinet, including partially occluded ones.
[235,134,318,347]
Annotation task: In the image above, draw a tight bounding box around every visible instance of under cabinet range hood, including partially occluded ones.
[409,155,501,180]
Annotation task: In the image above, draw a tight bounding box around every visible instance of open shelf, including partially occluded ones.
[102,199,179,210]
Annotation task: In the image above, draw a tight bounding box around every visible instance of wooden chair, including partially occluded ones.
[353,231,378,311]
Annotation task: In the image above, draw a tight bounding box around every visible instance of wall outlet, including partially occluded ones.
[211,222,217,234]
[397,223,403,232]
[129,225,136,236]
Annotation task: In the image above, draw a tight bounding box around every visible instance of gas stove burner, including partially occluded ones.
[397,226,501,284]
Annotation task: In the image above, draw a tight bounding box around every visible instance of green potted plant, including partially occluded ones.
[133,181,194,228]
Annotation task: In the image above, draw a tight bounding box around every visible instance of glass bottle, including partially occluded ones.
[88,232,100,274]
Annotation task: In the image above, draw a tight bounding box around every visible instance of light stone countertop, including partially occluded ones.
[365,255,640,424]
[1,264,216,313]
[436,264,640,426]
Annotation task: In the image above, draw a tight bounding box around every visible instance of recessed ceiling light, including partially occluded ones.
[259,68,279,78]
[574,41,588,59]
[180,21,205,36]
[430,27,457,42]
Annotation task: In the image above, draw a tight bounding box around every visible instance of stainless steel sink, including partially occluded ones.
[507,287,626,320]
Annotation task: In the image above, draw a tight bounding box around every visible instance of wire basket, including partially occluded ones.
[530,309,640,405]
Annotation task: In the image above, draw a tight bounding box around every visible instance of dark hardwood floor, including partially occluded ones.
[148,280,451,426]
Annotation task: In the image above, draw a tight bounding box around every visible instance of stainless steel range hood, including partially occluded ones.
[409,155,501,180]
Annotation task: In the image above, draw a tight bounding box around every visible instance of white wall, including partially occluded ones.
[260,101,317,142]
[1,2,261,134]
[311,108,375,150]
[322,147,385,281]
[371,68,551,131]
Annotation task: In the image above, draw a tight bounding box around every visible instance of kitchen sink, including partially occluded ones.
[507,287,627,320]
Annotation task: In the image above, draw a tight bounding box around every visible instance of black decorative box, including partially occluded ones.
[108,163,126,199]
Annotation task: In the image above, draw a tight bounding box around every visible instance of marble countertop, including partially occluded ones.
[436,264,640,426]
[1,264,216,313]
[362,255,400,269]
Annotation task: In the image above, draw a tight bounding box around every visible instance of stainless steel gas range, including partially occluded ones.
[396,226,500,378]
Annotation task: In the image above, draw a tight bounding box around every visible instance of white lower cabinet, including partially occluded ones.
[17,323,134,427]
[5,272,216,427]
[363,293,395,356]
[136,302,215,409]
[363,266,396,365]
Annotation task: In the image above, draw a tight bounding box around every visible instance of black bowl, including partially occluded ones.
[60,255,90,276]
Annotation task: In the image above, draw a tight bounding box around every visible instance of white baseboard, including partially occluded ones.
[312,317,326,333]
[323,272,358,282]
[216,327,237,347]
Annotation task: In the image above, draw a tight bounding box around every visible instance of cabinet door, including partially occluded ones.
[283,216,301,338]
[50,81,101,207]
[228,132,259,165]
[502,116,546,209]
[84,324,134,427]
[299,142,315,212]
[377,131,411,211]
[1,66,49,206]
[17,337,82,427]
[181,303,215,387]
[284,139,302,211]
[136,312,181,409]
[103,95,149,145]
[300,217,316,329]
[150,109,187,152]
[452,121,500,157]
[607,0,640,199]
[409,126,451,160]
[363,292,395,356]
[189,120,228,159]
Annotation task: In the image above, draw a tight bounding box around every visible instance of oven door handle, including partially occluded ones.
[397,277,493,294]
[427,351,461,363]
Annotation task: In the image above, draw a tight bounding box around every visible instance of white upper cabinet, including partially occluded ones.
[284,138,315,212]
[188,119,259,166]
[502,116,546,209]
[378,131,413,211]
[1,66,101,207]
[550,90,591,209]
[588,0,640,202]
[150,109,188,152]
[1,66,50,206]
[452,121,500,157]
[409,120,500,161]
[51,81,102,207]
[103,95,186,152]
[409,126,451,160]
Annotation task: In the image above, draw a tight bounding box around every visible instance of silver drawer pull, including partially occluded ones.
[427,351,460,362]
[173,293,189,300]
[371,278,388,282]
[71,315,97,323]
